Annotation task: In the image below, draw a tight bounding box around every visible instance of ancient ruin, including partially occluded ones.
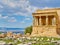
[31,8,60,37]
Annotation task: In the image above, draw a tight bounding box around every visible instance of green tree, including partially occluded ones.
[24,26,32,34]
[0,32,2,34]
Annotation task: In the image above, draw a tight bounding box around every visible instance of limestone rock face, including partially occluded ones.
[31,8,60,37]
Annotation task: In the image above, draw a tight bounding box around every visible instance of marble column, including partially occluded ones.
[36,17,38,26]
[52,17,56,25]
[33,16,38,26]
[39,16,42,26]
[46,16,48,25]
[33,16,35,26]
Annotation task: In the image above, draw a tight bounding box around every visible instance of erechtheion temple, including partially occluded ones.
[31,8,60,37]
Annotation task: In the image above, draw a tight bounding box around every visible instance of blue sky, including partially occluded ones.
[0,0,60,28]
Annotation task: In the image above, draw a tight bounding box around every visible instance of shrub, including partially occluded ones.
[24,26,32,34]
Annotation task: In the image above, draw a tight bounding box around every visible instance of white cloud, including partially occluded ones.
[44,0,55,2]
[8,2,16,7]
[1,0,38,16]
[43,7,49,9]
[0,14,2,18]
[8,17,17,22]
[11,17,15,19]
[15,6,38,16]
[20,21,25,24]
[1,0,30,8]
[8,19,17,22]
[0,14,8,19]
[25,6,38,12]
[25,17,31,20]
[42,7,53,9]
[2,16,8,19]
[15,12,28,16]
[0,5,3,8]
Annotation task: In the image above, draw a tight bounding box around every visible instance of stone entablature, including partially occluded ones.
[35,8,60,13]
[31,8,60,37]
